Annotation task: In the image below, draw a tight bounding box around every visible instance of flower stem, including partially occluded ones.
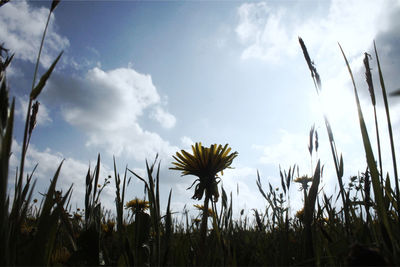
[198,191,210,266]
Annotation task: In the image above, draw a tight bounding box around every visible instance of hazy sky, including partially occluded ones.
[2,0,400,218]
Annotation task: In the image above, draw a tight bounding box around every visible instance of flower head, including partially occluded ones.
[295,208,305,222]
[194,204,214,217]
[101,220,116,233]
[125,198,150,213]
[294,175,313,190]
[170,142,238,201]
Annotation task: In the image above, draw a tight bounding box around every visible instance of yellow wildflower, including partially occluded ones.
[125,198,150,213]
[295,208,305,222]
[194,204,214,217]
[50,247,71,265]
[170,143,238,201]
[294,175,313,190]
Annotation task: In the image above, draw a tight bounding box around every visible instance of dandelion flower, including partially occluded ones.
[193,204,214,216]
[294,175,313,191]
[125,198,150,214]
[170,142,238,201]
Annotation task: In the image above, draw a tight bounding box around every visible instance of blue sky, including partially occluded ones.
[2,0,400,218]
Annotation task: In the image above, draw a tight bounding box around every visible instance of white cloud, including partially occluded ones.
[236,0,398,64]
[15,96,52,126]
[60,67,161,131]
[0,0,69,68]
[151,106,176,129]
[253,129,310,169]
[180,136,194,149]
[236,2,295,63]
[46,67,177,162]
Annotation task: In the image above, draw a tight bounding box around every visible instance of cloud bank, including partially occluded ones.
[46,67,177,162]
[0,0,69,68]
[236,0,399,65]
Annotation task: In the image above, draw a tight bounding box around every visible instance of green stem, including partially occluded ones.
[199,191,210,266]
[372,105,383,185]
[19,9,52,185]
[323,115,351,236]
[374,42,400,203]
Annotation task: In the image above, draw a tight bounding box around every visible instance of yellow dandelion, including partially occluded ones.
[194,204,214,216]
[294,175,313,190]
[73,212,82,221]
[20,222,34,234]
[50,247,71,264]
[193,218,201,224]
[170,142,238,201]
[295,208,305,222]
[125,198,150,213]
[101,223,108,233]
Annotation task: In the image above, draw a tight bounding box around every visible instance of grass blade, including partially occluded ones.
[339,43,394,253]
[374,41,399,202]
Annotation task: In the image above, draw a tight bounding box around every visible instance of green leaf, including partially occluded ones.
[50,0,60,12]
[374,41,399,200]
[339,43,394,250]
[163,189,172,266]
[306,160,321,219]
[30,51,63,100]
[0,77,9,130]
[221,185,227,210]
[338,154,344,179]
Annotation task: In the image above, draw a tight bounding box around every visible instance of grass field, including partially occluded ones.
[1,1,399,266]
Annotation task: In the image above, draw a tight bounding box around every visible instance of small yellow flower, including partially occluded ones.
[193,218,201,224]
[194,204,214,216]
[50,247,71,264]
[21,222,34,234]
[107,220,115,231]
[20,217,36,234]
[125,198,150,213]
[101,223,108,233]
[73,212,82,221]
[294,175,313,190]
[318,217,329,224]
[192,218,201,227]
[295,208,304,222]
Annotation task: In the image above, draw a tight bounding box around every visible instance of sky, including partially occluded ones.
[1,0,400,220]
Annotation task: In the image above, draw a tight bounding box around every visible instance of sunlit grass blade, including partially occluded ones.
[374,41,400,202]
[339,43,394,253]
[364,52,384,184]
[298,37,350,234]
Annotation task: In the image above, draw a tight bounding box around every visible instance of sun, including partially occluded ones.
[308,80,358,128]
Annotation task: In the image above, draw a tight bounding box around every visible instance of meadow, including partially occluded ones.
[1,1,400,266]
